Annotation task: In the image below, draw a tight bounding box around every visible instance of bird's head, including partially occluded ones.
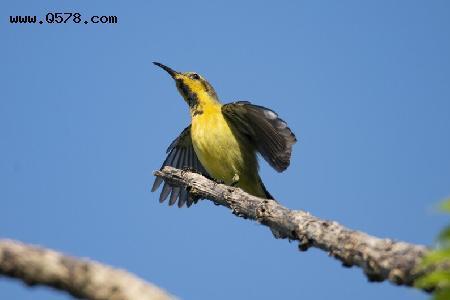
[153,62,219,114]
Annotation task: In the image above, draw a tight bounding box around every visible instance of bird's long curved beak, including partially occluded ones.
[153,62,178,78]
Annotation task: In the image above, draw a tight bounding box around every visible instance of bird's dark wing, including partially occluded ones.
[151,125,209,207]
[222,101,297,172]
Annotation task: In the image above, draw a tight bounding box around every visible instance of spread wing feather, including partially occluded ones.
[222,101,296,172]
[151,125,209,207]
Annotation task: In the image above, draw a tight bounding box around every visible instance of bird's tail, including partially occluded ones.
[258,177,274,200]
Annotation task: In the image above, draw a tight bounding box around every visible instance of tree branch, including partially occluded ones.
[155,166,432,289]
[0,239,175,300]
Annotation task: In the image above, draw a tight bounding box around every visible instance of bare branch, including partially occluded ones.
[155,166,432,289]
[0,239,175,300]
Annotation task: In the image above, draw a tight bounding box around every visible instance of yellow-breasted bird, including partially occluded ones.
[151,62,296,207]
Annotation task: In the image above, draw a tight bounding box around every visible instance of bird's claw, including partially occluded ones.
[231,174,240,187]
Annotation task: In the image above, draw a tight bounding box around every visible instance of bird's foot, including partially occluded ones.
[231,174,240,187]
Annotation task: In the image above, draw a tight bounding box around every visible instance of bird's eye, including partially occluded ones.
[190,73,200,80]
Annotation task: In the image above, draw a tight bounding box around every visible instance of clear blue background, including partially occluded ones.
[1,1,449,299]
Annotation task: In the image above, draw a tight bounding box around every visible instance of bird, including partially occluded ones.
[151,62,296,207]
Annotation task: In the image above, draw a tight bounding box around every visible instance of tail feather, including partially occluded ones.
[258,177,274,200]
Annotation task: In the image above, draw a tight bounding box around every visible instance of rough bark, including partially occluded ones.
[0,239,175,300]
[155,166,432,288]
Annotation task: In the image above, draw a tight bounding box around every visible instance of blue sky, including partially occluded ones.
[1,1,450,299]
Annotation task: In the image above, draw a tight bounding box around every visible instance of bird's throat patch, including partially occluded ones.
[176,79,203,116]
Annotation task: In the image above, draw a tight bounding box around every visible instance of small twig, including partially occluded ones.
[155,166,432,289]
[0,239,175,300]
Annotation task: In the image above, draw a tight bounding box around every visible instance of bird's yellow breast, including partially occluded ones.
[190,106,244,184]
